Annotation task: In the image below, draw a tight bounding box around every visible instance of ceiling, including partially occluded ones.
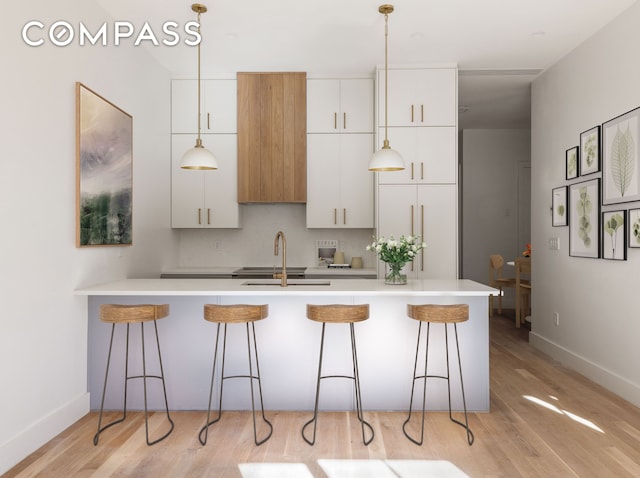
[96,0,637,129]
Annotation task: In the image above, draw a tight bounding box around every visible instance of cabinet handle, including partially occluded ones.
[343,112,346,130]
[334,208,337,225]
[421,204,425,271]
[411,104,414,123]
[421,104,424,123]
[421,162,424,181]
[410,205,414,236]
[198,208,202,225]
[411,162,414,180]
[207,208,211,225]
[207,112,210,130]
[343,208,346,225]
[334,112,337,130]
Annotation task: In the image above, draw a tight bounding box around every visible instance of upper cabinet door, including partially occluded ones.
[171,79,237,134]
[339,79,374,133]
[378,68,457,127]
[307,78,373,133]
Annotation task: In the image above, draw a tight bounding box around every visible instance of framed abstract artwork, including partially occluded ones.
[76,82,133,247]
[629,208,640,249]
[602,106,640,205]
[551,186,568,226]
[569,178,600,258]
[601,210,626,260]
[579,125,600,176]
[566,146,579,180]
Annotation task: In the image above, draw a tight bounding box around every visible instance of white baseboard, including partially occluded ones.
[529,332,640,407]
[0,393,90,476]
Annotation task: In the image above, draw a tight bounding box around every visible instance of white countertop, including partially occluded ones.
[75,278,497,297]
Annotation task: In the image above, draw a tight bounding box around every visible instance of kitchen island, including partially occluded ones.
[76,278,496,413]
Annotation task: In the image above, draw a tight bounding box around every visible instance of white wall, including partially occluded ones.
[530,2,640,405]
[0,1,176,473]
[461,129,531,307]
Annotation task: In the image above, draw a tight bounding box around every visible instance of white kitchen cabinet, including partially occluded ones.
[377,68,456,127]
[377,184,457,279]
[306,134,374,228]
[171,134,241,228]
[171,79,237,134]
[377,126,457,185]
[307,78,374,133]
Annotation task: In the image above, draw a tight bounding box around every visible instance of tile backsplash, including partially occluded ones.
[177,203,375,268]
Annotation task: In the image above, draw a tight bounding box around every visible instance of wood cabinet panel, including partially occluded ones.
[238,72,306,203]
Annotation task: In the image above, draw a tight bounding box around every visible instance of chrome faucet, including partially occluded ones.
[273,231,287,287]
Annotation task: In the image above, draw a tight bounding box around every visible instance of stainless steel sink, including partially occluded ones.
[242,279,331,286]
[233,266,306,279]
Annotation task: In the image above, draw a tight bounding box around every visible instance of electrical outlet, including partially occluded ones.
[553,312,560,326]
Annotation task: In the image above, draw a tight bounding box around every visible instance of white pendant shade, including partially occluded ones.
[180,139,218,170]
[370,4,405,173]
[181,3,219,172]
[369,144,404,171]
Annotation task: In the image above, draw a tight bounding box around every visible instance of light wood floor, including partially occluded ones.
[6,315,640,477]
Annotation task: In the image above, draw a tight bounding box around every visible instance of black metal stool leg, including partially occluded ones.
[350,323,374,445]
[447,324,474,445]
[302,323,326,445]
[403,321,430,445]
[94,323,129,445]
[199,323,225,445]
[246,322,273,445]
[142,320,174,446]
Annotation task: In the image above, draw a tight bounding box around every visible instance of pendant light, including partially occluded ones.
[180,3,218,170]
[369,4,404,172]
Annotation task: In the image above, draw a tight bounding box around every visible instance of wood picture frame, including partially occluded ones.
[76,82,133,247]
[602,106,640,205]
[579,125,600,176]
[552,186,568,226]
[569,178,600,258]
[601,210,626,260]
[566,146,579,180]
[629,208,640,249]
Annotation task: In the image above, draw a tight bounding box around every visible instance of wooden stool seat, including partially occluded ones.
[94,303,174,446]
[306,304,369,323]
[100,304,169,323]
[403,303,474,446]
[302,303,373,446]
[407,304,469,323]
[199,303,272,447]
[204,304,268,323]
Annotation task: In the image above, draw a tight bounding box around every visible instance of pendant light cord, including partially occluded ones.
[196,10,202,144]
[383,11,389,147]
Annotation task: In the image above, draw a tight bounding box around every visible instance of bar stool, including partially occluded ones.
[199,304,273,446]
[402,304,474,446]
[94,304,174,446]
[302,304,374,446]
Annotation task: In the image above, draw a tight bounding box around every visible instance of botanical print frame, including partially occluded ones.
[551,186,568,226]
[569,178,600,258]
[566,146,579,180]
[76,83,133,247]
[601,210,626,260]
[602,106,640,205]
[629,208,640,249]
[579,125,600,176]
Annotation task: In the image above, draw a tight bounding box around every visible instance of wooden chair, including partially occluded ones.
[515,257,532,328]
[488,254,516,316]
